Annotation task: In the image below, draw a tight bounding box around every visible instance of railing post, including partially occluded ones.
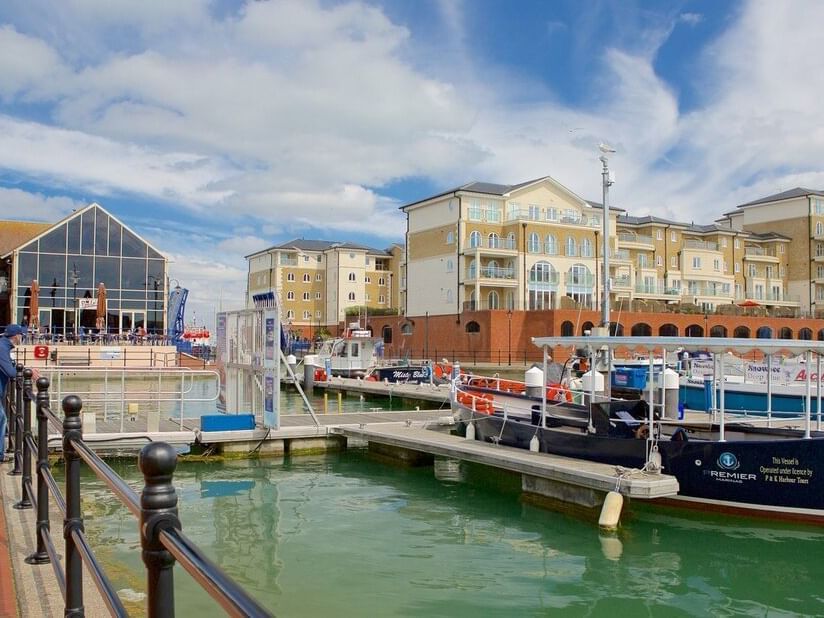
[10,364,23,476]
[14,368,34,510]
[63,395,85,617]
[139,442,181,618]
[27,377,51,564]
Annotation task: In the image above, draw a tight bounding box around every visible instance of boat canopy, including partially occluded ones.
[531,336,824,356]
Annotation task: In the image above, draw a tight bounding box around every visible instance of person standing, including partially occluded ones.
[0,324,26,463]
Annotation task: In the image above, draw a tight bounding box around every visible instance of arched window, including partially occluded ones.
[466,321,481,333]
[581,238,593,258]
[566,237,577,257]
[610,323,624,336]
[401,322,413,335]
[779,327,793,339]
[303,310,311,319]
[287,291,295,300]
[530,261,557,283]
[734,326,751,338]
[506,232,516,249]
[528,232,540,253]
[505,291,515,310]
[303,273,310,282]
[686,324,704,337]
[818,328,824,341]
[488,232,499,249]
[446,231,454,244]
[382,325,393,343]
[631,323,651,337]
[659,324,678,336]
[581,321,594,335]
[348,292,356,301]
[567,264,591,286]
[348,272,356,281]
[286,310,294,319]
[467,290,477,311]
[544,234,557,255]
[817,222,823,236]
[799,327,813,340]
[561,321,574,337]
[446,259,454,272]
[487,260,499,278]
[468,259,477,279]
[446,289,453,303]
[756,326,773,339]
[469,231,481,248]
[488,290,500,309]
[710,325,728,338]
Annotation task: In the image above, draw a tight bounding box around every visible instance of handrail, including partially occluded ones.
[5,366,273,617]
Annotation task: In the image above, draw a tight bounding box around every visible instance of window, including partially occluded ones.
[723,260,728,273]
[734,238,740,249]
[713,258,720,271]
[379,295,386,303]
[488,232,500,249]
[303,255,309,262]
[303,273,310,282]
[546,207,558,221]
[670,256,678,268]
[315,310,322,318]
[766,266,773,278]
[749,264,757,277]
[287,272,295,281]
[468,199,482,220]
[692,257,701,269]
[488,290,500,309]
[528,204,541,220]
[315,292,322,300]
[507,232,516,249]
[286,310,294,319]
[735,283,741,298]
[317,255,322,262]
[348,272,356,281]
[303,292,310,301]
[656,229,663,241]
[379,277,385,286]
[735,263,741,273]
[287,291,295,300]
[446,231,454,244]
[779,244,785,254]
[469,230,481,248]
[565,237,577,257]
[446,259,453,273]
[581,238,593,258]
[721,237,727,248]
[814,198,824,215]
[656,255,663,267]
[671,231,677,242]
[303,310,311,319]
[364,275,371,283]
[780,265,786,277]
[528,232,540,253]
[348,292,356,301]
[638,254,648,268]
[545,234,557,255]
[817,243,824,257]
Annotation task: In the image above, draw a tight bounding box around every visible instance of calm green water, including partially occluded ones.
[74,452,824,617]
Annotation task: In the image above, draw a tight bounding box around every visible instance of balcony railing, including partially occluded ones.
[468,208,503,223]
[737,290,800,303]
[611,249,631,260]
[612,275,632,288]
[279,257,298,266]
[505,209,600,228]
[467,267,516,280]
[617,232,654,245]
[684,239,719,251]
[744,247,778,257]
[528,272,561,286]
[684,286,732,298]
[487,237,517,250]
[564,272,595,287]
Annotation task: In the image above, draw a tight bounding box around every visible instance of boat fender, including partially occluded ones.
[437,416,456,426]
[465,421,475,441]
[529,435,539,452]
[634,425,650,440]
[598,491,624,530]
[670,427,689,442]
[647,449,662,473]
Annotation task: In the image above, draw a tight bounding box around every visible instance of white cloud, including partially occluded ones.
[0,187,83,220]
[678,12,703,26]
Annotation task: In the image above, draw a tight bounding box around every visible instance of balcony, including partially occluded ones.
[683,286,732,299]
[279,258,298,266]
[738,290,800,306]
[612,275,631,289]
[465,266,518,286]
[564,272,595,288]
[610,249,631,261]
[466,237,518,256]
[528,272,560,287]
[744,247,779,263]
[505,208,601,229]
[617,232,654,247]
[467,208,503,224]
[683,239,718,251]
[634,282,676,298]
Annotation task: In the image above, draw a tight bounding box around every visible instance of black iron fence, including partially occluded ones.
[4,364,272,617]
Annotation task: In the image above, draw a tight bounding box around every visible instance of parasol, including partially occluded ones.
[30,280,40,329]
[96,282,107,330]
[737,299,760,308]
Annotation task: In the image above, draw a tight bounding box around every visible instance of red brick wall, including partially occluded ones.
[363,309,824,364]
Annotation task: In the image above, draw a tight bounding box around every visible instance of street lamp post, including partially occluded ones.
[70,264,79,339]
[507,309,512,366]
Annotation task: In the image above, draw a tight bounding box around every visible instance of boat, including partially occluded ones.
[314,328,383,378]
[452,335,824,524]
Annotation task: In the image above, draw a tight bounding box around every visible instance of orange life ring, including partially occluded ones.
[365,375,378,382]
[314,368,327,381]
[547,384,572,402]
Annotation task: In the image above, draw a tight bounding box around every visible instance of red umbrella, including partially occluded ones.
[96,283,107,330]
[737,299,760,308]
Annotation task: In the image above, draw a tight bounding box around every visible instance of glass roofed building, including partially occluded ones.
[0,203,167,336]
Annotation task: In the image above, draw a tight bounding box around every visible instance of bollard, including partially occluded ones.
[337,392,342,414]
[9,363,23,476]
[14,369,34,510]
[63,394,85,617]
[26,377,51,564]
[324,393,328,414]
[139,442,181,618]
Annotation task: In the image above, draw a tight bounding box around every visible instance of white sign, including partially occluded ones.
[99,347,121,360]
[79,298,98,310]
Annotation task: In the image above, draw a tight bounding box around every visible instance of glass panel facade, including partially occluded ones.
[13,207,168,335]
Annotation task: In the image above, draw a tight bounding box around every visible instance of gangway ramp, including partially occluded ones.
[334,424,679,500]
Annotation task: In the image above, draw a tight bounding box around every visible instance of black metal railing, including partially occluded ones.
[5,365,272,617]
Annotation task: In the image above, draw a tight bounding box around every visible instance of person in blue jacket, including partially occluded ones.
[1,324,28,463]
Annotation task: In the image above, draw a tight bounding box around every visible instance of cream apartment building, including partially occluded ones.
[246,239,400,337]
[401,176,800,318]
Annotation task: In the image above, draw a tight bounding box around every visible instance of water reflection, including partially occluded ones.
[79,452,824,616]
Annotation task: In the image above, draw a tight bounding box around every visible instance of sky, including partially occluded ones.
[2,0,824,326]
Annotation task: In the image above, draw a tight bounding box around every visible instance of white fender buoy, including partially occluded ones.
[529,435,540,452]
[647,450,662,473]
[598,491,624,530]
[465,422,475,441]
